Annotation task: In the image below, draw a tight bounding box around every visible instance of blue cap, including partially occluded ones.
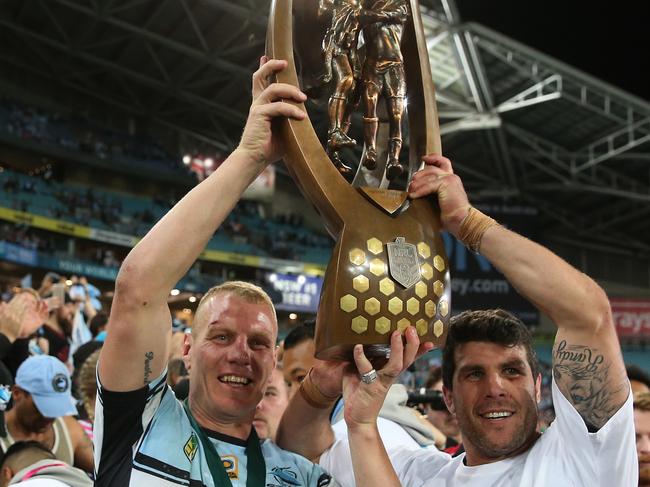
[15,356,77,418]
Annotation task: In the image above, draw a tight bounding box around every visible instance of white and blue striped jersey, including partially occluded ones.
[93,370,336,487]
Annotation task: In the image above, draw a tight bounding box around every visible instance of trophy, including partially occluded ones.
[267,0,450,360]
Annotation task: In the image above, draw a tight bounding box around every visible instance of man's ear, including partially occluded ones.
[1,465,15,487]
[535,373,542,403]
[11,385,24,402]
[441,383,455,415]
[182,333,192,372]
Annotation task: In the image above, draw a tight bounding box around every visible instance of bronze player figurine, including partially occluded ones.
[359,0,408,180]
[320,0,363,174]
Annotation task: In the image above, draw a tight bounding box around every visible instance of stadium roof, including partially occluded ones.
[0,0,648,258]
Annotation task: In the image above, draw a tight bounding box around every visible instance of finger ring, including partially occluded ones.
[360,369,378,384]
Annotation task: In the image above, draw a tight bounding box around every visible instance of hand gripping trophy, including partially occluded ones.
[268,0,449,359]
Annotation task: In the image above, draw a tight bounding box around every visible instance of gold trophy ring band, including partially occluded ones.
[360,369,378,384]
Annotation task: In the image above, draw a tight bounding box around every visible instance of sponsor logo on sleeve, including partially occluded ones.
[183,433,198,462]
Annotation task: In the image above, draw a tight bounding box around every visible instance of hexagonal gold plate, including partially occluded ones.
[379,277,395,296]
[388,297,403,315]
[417,242,431,259]
[349,248,366,266]
[367,237,383,255]
[351,316,368,334]
[433,255,445,272]
[415,319,428,336]
[397,318,411,332]
[375,317,391,334]
[406,297,420,315]
[439,299,449,317]
[433,319,444,337]
[421,263,433,280]
[353,275,370,293]
[433,280,444,297]
[364,297,381,316]
[369,258,386,276]
[424,300,436,318]
[340,294,357,313]
[414,281,427,298]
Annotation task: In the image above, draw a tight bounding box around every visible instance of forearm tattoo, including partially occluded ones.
[552,340,626,430]
[144,351,154,385]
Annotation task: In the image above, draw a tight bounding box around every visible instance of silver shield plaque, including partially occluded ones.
[387,237,421,289]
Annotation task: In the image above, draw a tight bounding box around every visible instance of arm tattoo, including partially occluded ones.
[144,351,154,385]
[552,340,626,430]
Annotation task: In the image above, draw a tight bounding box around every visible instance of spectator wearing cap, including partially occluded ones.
[0,440,91,487]
[0,356,93,474]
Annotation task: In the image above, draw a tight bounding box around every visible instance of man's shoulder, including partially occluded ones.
[262,439,315,467]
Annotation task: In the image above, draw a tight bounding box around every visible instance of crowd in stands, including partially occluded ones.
[0,223,57,255]
[0,168,332,264]
[0,99,184,175]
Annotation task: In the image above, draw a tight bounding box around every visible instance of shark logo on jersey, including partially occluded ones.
[317,473,332,487]
[269,466,300,486]
[183,433,198,462]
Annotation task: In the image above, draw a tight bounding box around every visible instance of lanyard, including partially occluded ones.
[183,400,266,486]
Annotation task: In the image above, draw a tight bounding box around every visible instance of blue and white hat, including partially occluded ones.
[15,356,77,418]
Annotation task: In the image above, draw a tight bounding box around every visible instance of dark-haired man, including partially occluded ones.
[635,393,650,486]
[0,356,94,474]
[278,154,636,486]
[282,322,317,398]
[628,364,650,396]
[0,440,91,487]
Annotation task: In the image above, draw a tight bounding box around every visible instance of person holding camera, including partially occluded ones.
[422,365,462,454]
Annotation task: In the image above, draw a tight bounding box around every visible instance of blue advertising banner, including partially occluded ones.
[266,273,323,313]
[0,241,38,266]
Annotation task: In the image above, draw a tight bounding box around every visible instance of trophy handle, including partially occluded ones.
[404,0,442,165]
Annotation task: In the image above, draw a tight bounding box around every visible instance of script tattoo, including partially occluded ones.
[144,351,154,385]
[552,340,624,429]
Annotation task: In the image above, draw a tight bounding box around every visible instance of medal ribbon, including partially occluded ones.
[183,399,266,486]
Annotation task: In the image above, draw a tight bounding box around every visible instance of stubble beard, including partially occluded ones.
[457,395,539,460]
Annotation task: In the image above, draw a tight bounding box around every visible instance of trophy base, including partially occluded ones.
[315,343,392,361]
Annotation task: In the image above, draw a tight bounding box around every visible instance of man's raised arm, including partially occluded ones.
[409,154,629,429]
[99,59,306,392]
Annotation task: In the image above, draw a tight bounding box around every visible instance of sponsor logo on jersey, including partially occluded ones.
[222,455,239,479]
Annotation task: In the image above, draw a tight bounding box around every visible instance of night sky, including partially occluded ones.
[456,0,650,103]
